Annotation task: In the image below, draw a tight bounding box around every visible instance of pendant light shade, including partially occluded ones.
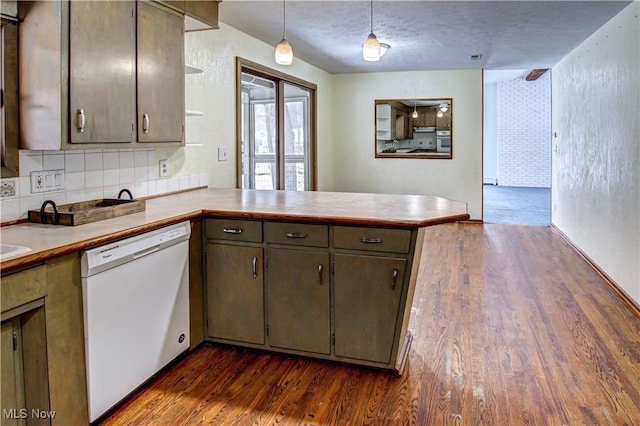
[275,38,293,65]
[412,101,418,119]
[275,0,293,65]
[363,0,380,61]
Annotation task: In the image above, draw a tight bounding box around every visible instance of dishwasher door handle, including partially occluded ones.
[133,244,162,259]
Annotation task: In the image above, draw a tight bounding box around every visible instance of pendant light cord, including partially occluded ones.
[370,0,374,33]
[283,0,287,38]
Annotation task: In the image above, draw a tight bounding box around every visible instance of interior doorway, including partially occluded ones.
[483,69,552,226]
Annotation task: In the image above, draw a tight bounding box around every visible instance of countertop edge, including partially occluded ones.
[1,189,470,273]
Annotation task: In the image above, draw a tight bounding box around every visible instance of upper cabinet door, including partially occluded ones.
[137,2,184,143]
[69,1,136,144]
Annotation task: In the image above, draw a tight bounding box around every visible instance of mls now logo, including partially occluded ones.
[3,409,56,419]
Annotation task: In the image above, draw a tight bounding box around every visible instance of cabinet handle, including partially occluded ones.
[143,113,150,134]
[392,269,399,289]
[223,228,243,234]
[318,264,323,285]
[286,232,307,239]
[361,237,382,244]
[77,109,86,133]
[252,256,257,278]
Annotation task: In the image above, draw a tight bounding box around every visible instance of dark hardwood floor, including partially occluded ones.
[100,223,640,425]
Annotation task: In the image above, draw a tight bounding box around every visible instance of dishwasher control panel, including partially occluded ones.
[81,221,191,277]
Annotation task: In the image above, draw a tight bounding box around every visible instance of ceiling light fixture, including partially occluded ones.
[412,101,418,119]
[275,0,293,65]
[379,43,390,57]
[439,104,449,113]
[362,0,381,61]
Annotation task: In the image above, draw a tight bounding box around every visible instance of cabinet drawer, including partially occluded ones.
[1,265,47,314]
[205,219,263,242]
[264,222,328,247]
[334,226,411,254]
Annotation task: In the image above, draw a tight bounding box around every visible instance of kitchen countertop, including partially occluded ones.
[0,188,469,272]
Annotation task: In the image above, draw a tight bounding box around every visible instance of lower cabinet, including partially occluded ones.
[206,243,264,344]
[334,254,405,363]
[1,318,25,426]
[1,264,52,426]
[203,218,418,371]
[266,248,330,354]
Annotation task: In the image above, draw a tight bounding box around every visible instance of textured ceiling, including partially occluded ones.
[219,0,632,74]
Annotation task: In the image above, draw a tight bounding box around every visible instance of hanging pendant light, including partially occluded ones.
[275,0,293,65]
[412,101,418,119]
[362,0,380,61]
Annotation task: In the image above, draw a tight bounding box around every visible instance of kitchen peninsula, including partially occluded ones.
[1,188,469,425]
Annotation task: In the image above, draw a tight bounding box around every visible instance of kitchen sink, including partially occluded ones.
[0,244,32,260]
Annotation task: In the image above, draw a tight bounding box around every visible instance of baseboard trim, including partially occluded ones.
[550,224,640,319]
[461,219,483,225]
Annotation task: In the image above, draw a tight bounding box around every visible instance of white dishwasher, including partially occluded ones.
[81,221,191,422]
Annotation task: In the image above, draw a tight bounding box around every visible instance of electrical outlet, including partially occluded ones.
[218,147,228,162]
[159,159,169,177]
[1,180,16,197]
[30,170,64,193]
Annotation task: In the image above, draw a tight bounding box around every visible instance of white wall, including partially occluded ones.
[161,22,335,190]
[483,82,498,184]
[552,2,640,303]
[330,70,483,220]
[497,72,551,187]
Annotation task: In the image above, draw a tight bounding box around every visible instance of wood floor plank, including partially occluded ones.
[99,223,640,426]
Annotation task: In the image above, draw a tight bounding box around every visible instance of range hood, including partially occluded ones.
[413,126,435,132]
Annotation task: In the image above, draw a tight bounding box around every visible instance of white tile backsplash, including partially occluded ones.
[119,168,135,185]
[65,172,85,191]
[1,148,208,223]
[65,152,85,173]
[19,151,43,176]
[134,150,148,167]
[85,170,103,188]
[43,152,65,170]
[119,150,135,168]
[103,169,120,187]
[103,152,120,170]
[85,152,103,171]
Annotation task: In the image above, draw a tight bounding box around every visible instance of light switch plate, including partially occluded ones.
[218,147,228,161]
[31,170,64,193]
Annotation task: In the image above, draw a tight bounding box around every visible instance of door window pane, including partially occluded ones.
[284,83,311,191]
[238,62,315,191]
[240,73,276,190]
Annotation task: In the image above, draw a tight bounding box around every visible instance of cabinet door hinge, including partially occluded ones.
[205,316,208,329]
[331,261,335,276]
[332,333,335,346]
[264,255,269,269]
[12,331,18,351]
[266,325,269,337]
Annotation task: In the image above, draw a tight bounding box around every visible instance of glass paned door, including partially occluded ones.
[240,73,276,190]
[283,83,311,191]
[239,62,315,191]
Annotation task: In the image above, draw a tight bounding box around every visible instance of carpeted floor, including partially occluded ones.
[483,185,551,226]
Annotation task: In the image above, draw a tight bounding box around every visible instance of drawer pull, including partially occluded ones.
[392,268,399,289]
[252,256,257,278]
[318,264,323,285]
[223,228,243,234]
[361,238,383,244]
[286,232,307,239]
